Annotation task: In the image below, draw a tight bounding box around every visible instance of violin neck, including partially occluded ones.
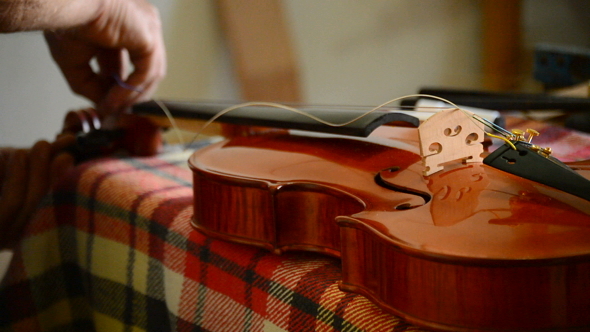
[132,100,420,137]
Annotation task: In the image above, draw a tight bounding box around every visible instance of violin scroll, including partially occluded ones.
[60,108,163,160]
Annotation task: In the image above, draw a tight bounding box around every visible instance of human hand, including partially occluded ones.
[44,0,166,116]
[0,135,76,249]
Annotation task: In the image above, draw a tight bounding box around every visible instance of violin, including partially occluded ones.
[63,100,590,331]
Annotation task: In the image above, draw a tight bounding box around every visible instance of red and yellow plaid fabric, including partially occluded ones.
[0,152,427,332]
[1,117,589,332]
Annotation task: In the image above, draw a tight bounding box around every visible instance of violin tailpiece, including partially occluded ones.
[484,140,590,201]
[417,108,485,176]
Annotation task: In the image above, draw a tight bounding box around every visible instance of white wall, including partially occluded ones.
[0,32,88,147]
[284,0,482,105]
[1,0,590,147]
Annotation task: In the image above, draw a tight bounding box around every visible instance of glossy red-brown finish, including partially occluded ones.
[189,126,590,331]
[191,132,421,255]
[116,114,162,156]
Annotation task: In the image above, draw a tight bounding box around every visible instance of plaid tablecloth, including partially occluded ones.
[0,150,426,332]
[1,117,590,332]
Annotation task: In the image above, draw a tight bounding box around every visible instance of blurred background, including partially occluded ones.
[2,0,590,147]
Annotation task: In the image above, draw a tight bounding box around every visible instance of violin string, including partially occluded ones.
[137,93,515,151]
[112,74,513,148]
[472,116,510,136]
[180,94,513,150]
[153,99,185,146]
[110,74,187,146]
[182,94,451,149]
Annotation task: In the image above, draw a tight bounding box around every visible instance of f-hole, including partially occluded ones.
[375,167,432,209]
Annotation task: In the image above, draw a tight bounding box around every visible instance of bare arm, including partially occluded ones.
[0,0,103,32]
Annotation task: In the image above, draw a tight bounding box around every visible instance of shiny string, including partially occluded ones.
[112,76,515,150]
[179,94,515,150]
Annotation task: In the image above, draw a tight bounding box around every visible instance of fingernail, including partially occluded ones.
[112,74,143,93]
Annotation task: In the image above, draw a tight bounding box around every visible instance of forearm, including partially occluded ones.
[0,0,104,32]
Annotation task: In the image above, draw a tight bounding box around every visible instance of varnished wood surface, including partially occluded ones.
[189,126,590,331]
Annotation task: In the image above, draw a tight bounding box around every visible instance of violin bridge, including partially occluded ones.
[417,108,485,176]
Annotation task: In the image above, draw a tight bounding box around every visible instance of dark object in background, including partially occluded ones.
[408,45,590,133]
[565,113,590,133]
[534,43,590,89]
[534,44,590,133]
[414,87,590,111]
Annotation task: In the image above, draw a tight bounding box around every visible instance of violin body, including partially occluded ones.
[189,126,590,331]
[61,104,590,331]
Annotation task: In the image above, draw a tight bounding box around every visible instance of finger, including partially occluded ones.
[0,149,29,239]
[49,152,75,187]
[60,60,108,105]
[100,76,157,115]
[99,35,166,114]
[11,141,52,241]
[51,133,77,154]
[44,32,110,105]
[98,53,164,115]
[0,148,16,190]
[97,48,127,80]
[128,38,167,102]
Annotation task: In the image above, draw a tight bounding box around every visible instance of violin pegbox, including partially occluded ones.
[418,108,485,176]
